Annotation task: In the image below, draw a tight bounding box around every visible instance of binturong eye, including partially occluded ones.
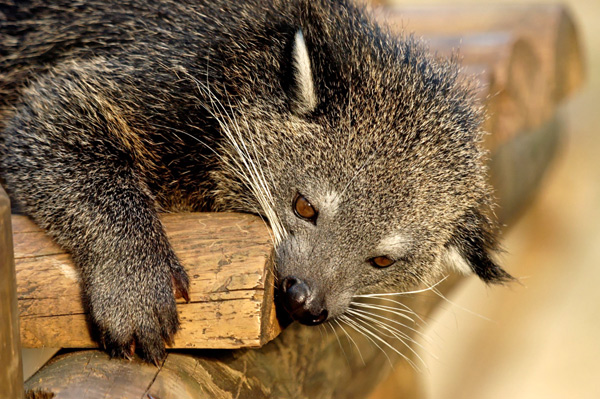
[293,193,318,223]
[369,256,396,268]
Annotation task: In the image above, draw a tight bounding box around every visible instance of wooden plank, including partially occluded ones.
[14,212,281,349]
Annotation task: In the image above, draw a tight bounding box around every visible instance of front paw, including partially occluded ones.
[86,260,189,364]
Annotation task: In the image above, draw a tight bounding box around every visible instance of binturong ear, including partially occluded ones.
[289,29,318,115]
[444,208,514,284]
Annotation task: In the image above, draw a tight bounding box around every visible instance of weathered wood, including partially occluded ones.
[24,293,438,399]
[0,186,25,399]
[429,33,541,148]
[489,112,564,224]
[15,212,281,349]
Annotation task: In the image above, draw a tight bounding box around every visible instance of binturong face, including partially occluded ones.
[212,29,512,326]
[265,121,508,326]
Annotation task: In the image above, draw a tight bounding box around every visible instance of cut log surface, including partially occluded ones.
[14,213,281,349]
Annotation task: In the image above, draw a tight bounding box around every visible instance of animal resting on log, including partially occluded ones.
[0,3,584,399]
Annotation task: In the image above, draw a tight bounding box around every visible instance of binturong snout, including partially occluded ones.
[280,277,328,325]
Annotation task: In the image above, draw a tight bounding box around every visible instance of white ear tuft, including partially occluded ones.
[291,29,317,114]
[443,246,473,276]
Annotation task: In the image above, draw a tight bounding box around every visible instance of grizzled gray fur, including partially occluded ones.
[0,0,512,362]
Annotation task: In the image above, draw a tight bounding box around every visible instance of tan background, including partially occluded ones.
[381,0,600,397]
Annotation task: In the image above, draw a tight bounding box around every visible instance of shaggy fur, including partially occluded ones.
[0,0,511,362]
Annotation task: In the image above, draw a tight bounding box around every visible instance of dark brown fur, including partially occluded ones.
[0,0,511,362]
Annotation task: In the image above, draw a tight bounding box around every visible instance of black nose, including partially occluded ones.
[280,277,328,325]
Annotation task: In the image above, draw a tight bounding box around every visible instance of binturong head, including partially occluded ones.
[211,2,513,326]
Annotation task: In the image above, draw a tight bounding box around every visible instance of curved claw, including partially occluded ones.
[172,271,190,302]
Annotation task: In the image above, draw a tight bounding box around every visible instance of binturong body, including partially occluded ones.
[0,0,512,362]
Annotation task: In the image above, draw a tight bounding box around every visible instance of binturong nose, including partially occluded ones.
[280,277,328,325]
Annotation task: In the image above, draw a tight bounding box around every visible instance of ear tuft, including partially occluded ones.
[447,209,514,284]
[291,29,318,115]
[443,245,474,276]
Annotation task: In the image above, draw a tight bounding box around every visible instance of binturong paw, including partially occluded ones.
[85,256,190,364]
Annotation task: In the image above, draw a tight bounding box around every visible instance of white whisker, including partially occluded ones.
[348,306,431,344]
[342,314,417,370]
[350,302,415,323]
[352,297,427,325]
[339,315,394,368]
[348,310,429,371]
[416,275,494,323]
[334,319,365,366]
[328,322,350,366]
[185,72,287,246]
[354,276,449,297]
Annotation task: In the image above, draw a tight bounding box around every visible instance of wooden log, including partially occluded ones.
[24,292,442,399]
[489,111,564,225]
[0,186,24,399]
[15,213,281,349]
[374,4,584,146]
[429,33,542,148]
[375,4,584,101]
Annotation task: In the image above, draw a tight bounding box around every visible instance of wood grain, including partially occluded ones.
[14,213,281,349]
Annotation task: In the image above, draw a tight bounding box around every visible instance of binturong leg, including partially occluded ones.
[0,60,189,363]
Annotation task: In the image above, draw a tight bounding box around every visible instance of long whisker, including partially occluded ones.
[327,322,351,367]
[185,72,287,247]
[318,324,325,339]
[334,319,365,366]
[343,313,417,370]
[339,315,394,368]
[354,276,449,297]
[350,302,415,323]
[348,307,432,347]
[348,309,429,370]
[416,274,494,322]
[352,297,426,324]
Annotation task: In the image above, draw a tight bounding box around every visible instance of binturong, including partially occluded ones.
[0,0,513,362]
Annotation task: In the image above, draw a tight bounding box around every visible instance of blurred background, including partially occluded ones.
[379,0,600,397]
